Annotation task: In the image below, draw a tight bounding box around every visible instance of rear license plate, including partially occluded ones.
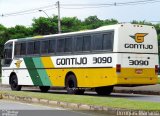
[135,69,143,74]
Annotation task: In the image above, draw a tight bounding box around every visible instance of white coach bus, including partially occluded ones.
[1,23,159,95]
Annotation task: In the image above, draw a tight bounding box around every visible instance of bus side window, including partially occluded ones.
[83,35,91,51]
[27,42,34,55]
[15,43,21,56]
[65,37,72,53]
[92,34,103,50]
[34,41,40,54]
[20,43,26,55]
[103,33,113,51]
[49,39,56,53]
[2,42,13,66]
[75,36,83,52]
[57,38,65,53]
[41,40,49,54]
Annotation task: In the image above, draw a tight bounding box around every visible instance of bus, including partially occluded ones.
[1,23,159,95]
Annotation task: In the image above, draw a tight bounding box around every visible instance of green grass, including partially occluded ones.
[1,90,160,110]
[158,78,160,84]
[158,75,160,84]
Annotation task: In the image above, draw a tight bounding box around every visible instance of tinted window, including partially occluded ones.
[41,40,49,54]
[57,39,65,53]
[65,37,72,52]
[83,36,91,51]
[103,33,113,50]
[92,34,103,50]
[34,41,40,54]
[4,43,12,59]
[20,43,26,55]
[3,42,13,66]
[49,39,56,53]
[15,43,21,56]
[27,42,34,54]
[75,36,83,52]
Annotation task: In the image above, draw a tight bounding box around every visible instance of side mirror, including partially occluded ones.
[1,59,5,66]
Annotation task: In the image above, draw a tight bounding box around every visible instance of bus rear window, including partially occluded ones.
[92,32,114,52]
[15,43,21,56]
[75,36,83,52]
[41,40,49,54]
[102,33,113,51]
[27,42,34,55]
[83,36,91,51]
[49,39,56,53]
[92,34,103,50]
[57,39,65,53]
[65,37,73,52]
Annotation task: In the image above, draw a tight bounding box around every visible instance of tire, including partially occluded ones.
[65,74,84,95]
[39,86,50,93]
[95,86,113,96]
[75,89,85,95]
[10,75,22,91]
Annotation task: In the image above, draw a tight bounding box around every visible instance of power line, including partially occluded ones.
[1,7,55,17]
[1,0,160,17]
[61,0,159,6]
[1,4,56,17]
[61,0,160,9]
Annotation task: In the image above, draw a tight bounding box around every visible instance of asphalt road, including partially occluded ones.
[0,100,109,116]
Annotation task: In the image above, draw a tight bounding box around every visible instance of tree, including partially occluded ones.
[131,20,152,25]
[61,17,82,33]
[82,16,104,29]
[0,24,9,45]
[7,25,33,39]
[103,19,118,25]
[32,16,58,35]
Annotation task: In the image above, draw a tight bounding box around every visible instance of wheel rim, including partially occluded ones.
[11,77,18,88]
[68,80,75,88]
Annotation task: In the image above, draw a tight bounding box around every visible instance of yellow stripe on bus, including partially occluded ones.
[41,57,55,85]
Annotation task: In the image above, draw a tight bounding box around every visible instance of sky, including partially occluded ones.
[0,0,160,27]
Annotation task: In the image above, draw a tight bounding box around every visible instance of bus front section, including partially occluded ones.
[1,41,14,85]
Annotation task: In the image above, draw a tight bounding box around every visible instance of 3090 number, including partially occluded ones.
[129,60,149,66]
[93,57,112,64]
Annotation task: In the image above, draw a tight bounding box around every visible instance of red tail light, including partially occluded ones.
[116,64,121,73]
[155,65,158,75]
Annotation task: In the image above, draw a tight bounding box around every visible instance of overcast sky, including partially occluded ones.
[0,0,160,27]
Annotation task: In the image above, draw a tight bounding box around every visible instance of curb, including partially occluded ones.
[113,89,160,95]
[1,93,160,116]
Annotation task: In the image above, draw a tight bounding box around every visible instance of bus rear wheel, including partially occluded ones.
[10,75,22,91]
[65,74,85,95]
[39,86,50,93]
[95,86,113,95]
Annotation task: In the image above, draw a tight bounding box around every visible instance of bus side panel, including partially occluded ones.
[1,68,11,85]
[75,68,117,87]
[41,68,118,88]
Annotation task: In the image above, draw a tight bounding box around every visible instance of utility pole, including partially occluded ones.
[56,1,61,33]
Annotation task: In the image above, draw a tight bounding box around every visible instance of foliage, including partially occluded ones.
[82,16,104,29]
[0,24,9,45]
[32,16,58,35]
[7,25,33,39]
[61,17,82,32]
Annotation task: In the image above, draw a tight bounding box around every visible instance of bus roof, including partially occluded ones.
[4,23,155,44]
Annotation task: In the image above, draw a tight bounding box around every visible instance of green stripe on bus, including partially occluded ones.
[24,57,43,86]
[32,57,52,86]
